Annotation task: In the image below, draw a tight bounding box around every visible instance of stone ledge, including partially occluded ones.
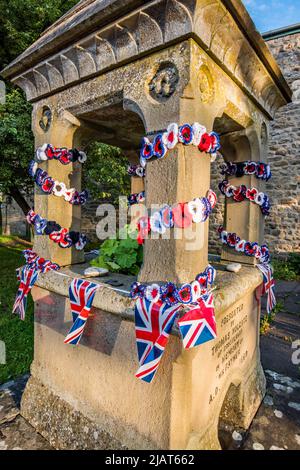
[34,262,263,329]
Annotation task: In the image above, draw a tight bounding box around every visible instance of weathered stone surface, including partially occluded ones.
[210,30,300,256]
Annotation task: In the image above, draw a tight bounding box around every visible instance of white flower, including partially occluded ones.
[187,198,205,224]
[162,123,178,149]
[210,153,217,162]
[145,284,161,303]
[150,211,166,234]
[78,151,87,164]
[207,190,217,209]
[140,156,147,168]
[191,280,201,302]
[53,181,66,197]
[255,192,265,206]
[136,167,144,177]
[31,161,38,176]
[35,143,48,161]
[236,240,246,252]
[192,123,206,146]
[64,188,76,202]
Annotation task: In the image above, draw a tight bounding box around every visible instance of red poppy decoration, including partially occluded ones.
[153,134,167,159]
[41,177,55,193]
[177,284,193,304]
[179,124,193,145]
[198,133,213,153]
[173,203,193,228]
[233,185,246,202]
[137,216,150,245]
[227,232,239,248]
[246,188,258,201]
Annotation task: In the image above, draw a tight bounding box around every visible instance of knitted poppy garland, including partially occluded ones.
[140,122,220,167]
[29,161,89,206]
[219,180,270,216]
[218,226,270,263]
[221,161,271,181]
[127,165,145,178]
[136,190,217,243]
[26,209,87,250]
[130,264,216,305]
[35,144,87,165]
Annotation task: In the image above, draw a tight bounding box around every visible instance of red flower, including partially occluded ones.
[233,187,246,202]
[137,216,150,245]
[41,177,55,193]
[246,188,258,201]
[173,203,193,228]
[198,133,213,152]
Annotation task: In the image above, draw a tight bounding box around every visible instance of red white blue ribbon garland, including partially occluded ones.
[221,161,271,181]
[256,264,277,314]
[177,293,217,349]
[134,298,181,383]
[29,161,89,206]
[13,266,40,321]
[218,227,276,313]
[131,265,217,382]
[13,250,60,320]
[64,278,99,345]
[26,209,87,250]
[219,180,270,216]
[35,144,87,165]
[140,122,220,167]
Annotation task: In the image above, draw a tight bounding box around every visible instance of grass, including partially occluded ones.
[0,236,34,384]
[273,253,300,281]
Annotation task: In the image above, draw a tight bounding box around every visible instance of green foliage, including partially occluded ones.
[90,226,143,275]
[0,89,34,195]
[273,253,300,281]
[0,0,78,202]
[260,300,284,336]
[83,142,130,205]
[0,239,34,383]
[0,0,78,69]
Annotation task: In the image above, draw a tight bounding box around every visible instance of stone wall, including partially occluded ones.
[0,196,29,237]
[209,30,300,256]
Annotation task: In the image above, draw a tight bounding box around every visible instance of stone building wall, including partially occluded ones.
[209,29,300,256]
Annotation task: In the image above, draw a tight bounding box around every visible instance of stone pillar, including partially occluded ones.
[139,105,215,284]
[221,126,267,265]
[32,106,84,266]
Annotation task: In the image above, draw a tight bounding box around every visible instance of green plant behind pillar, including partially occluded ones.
[90,226,143,275]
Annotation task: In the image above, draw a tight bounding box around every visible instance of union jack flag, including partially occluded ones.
[135,298,181,383]
[177,293,217,349]
[64,278,99,345]
[257,263,276,314]
[12,266,39,320]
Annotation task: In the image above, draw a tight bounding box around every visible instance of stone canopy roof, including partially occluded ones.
[1,0,292,115]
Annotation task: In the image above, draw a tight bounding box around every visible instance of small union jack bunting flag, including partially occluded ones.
[64,278,99,345]
[135,298,181,383]
[12,266,39,320]
[177,293,217,349]
[257,263,276,314]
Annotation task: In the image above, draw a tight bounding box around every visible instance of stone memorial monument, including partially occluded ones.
[2,0,291,450]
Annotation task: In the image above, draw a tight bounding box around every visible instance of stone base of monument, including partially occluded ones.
[21,265,266,450]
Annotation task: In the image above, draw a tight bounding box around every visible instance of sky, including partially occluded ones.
[242,0,300,32]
